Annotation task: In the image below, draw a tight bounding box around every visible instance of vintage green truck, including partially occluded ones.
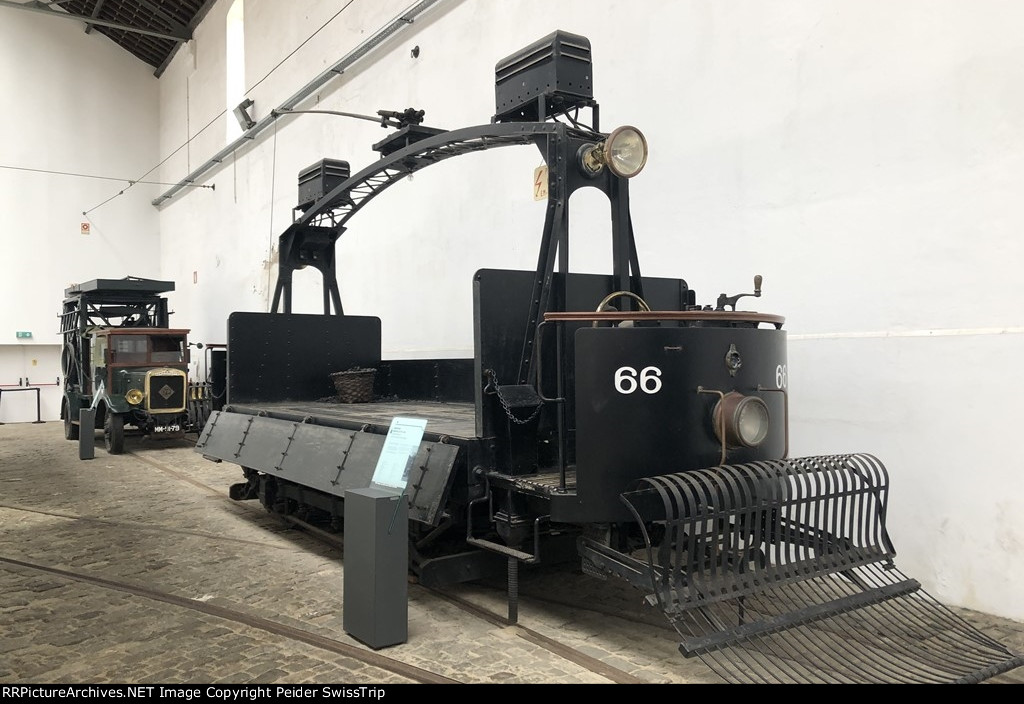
[60,277,200,453]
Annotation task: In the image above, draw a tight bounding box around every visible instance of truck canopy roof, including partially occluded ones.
[92,328,190,336]
[64,277,175,299]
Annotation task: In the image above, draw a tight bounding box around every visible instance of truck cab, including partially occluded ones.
[60,277,199,454]
[89,328,191,452]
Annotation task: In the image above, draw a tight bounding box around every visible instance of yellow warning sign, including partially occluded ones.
[533,165,548,201]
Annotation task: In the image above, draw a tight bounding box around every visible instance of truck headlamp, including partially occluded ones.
[579,125,648,178]
[713,392,770,448]
[125,388,145,405]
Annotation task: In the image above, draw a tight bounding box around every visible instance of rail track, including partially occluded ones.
[0,553,457,684]
[119,443,671,684]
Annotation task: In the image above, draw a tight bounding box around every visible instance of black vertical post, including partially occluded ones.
[33,388,43,424]
[79,408,96,460]
[507,556,519,624]
[270,275,284,313]
[519,129,568,386]
[329,278,343,315]
[627,211,645,301]
[610,176,632,300]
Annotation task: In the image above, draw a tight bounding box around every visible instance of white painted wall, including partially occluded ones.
[152,0,1024,620]
[0,9,161,421]
[0,346,60,424]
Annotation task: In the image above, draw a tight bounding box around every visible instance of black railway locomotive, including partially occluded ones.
[196,32,1022,683]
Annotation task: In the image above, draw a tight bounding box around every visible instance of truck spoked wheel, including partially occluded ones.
[104,413,125,454]
[62,398,79,441]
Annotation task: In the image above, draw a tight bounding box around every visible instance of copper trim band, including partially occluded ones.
[543,310,785,327]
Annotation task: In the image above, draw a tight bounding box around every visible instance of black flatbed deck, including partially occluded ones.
[225,399,477,440]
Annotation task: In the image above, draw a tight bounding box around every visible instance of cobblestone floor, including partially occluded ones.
[0,422,1021,685]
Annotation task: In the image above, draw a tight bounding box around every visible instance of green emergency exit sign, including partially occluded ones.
[15,331,32,339]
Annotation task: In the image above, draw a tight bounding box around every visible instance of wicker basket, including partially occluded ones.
[330,368,376,403]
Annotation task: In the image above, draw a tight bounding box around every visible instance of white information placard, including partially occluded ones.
[370,417,427,490]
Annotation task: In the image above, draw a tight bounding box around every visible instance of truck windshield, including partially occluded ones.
[109,335,185,364]
[151,336,185,363]
[111,335,148,363]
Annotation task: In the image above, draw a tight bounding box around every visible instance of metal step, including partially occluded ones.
[486,469,577,496]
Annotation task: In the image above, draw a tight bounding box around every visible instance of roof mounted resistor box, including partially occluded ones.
[297,159,351,212]
[493,30,594,123]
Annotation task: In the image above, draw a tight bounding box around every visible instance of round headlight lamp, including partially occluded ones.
[579,125,649,178]
[605,126,648,177]
[125,388,145,405]
[713,392,770,448]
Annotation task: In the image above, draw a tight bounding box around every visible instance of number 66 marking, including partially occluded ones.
[775,364,788,389]
[614,366,663,394]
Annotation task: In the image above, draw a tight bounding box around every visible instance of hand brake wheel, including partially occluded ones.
[593,291,651,327]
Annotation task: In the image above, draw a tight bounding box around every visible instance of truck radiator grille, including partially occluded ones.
[146,371,186,412]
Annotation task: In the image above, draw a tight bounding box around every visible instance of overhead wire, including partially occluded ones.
[0,163,213,189]
[244,0,357,97]
[80,0,359,215]
[81,106,228,214]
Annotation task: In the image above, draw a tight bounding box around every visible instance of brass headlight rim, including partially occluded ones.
[125,388,145,405]
[577,125,649,179]
[603,125,648,179]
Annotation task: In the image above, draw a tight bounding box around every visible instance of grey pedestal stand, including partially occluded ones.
[342,486,408,649]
